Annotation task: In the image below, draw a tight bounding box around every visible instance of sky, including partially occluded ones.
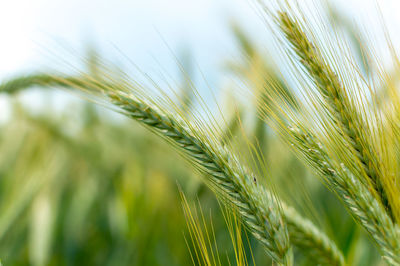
[0,0,260,77]
[0,0,400,119]
[0,0,267,120]
[1,0,400,74]
[1,0,400,76]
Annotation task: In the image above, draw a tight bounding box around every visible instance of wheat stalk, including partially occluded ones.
[0,73,345,265]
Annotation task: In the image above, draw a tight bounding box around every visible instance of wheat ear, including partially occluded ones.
[0,73,345,265]
[289,126,400,265]
[277,11,391,218]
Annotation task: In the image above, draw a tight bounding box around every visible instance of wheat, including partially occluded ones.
[276,11,392,219]
[283,205,344,266]
[249,1,400,263]
[289,126,400,264]
[0,73,345,265]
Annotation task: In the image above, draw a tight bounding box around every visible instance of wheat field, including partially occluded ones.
[1,0,400,265]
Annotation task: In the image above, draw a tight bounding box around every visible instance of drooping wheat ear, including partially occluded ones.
[277,11,392,218]
[289,126,400,265]
[84,83,296,266]
[0,73,345,265]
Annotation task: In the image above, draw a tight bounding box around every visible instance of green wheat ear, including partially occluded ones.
[277,11,390,218]
[289,126,400,264]
[0,73,344,265]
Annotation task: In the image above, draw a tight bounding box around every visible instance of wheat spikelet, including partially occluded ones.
[0,73,345,265]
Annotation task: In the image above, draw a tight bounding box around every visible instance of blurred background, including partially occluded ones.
[0,0,400,265]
